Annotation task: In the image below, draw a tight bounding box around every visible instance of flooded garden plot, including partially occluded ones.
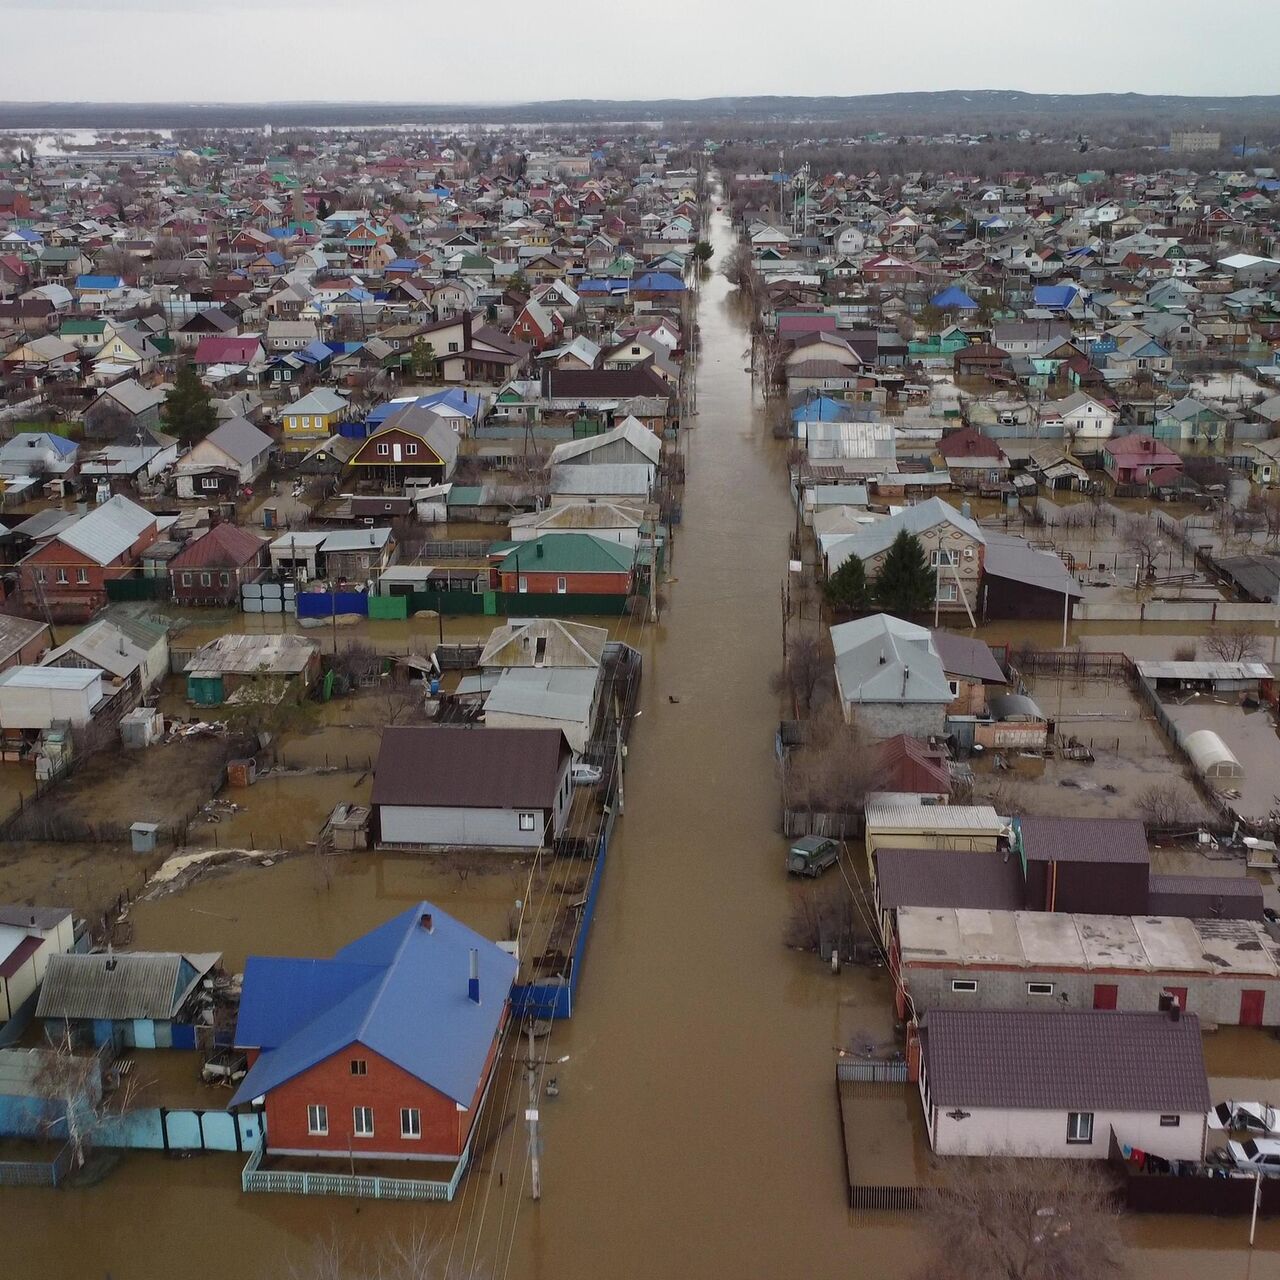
[971,672,1208,821]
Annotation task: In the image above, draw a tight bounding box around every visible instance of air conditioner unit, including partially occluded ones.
[964,547,975,559]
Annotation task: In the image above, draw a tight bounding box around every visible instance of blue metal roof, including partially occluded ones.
[632,271,685,292]
[930,286,978,311]
[1033,284,1078,310]
[417,388,482,418]
[385,258,420,272]
[230,902,516,1108]
[76,274,123,290]
[297,340,333,363]
[792,395,851,423]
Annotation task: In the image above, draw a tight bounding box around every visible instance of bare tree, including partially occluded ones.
[915,1156,1125,1280]
[720,242,756,291]
[287,1227,486,1280]
[783,703,885,817]
[1201,624,1263,664]
[1135,782,1197,829]
[770,631,826,715]
[1122,514,1163,579]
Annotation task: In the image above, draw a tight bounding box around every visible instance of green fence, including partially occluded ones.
[396,590,630,619]
[105,576,169,602]
[367,595,408,621]
[407,591,489,616]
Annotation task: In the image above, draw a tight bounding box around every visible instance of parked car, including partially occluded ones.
[787,835,840,878]
[1210,1102,1280,1135]
[571,762,603,786]
[1228,1137,1280,1171]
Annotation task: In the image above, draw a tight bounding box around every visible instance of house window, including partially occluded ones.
[947,680,961,698]
[353,1106,374,1137]
[1160,1114,1181,1128]
[200,572,212,587]
[405,443,417,456]
[201,477,219,490]
[930,549,959,567]
[951,979,978,993]
[1027,982,1055,996]
[518,812,537,832]
[448,342,459,353]
[287,418,297,430]
[182,572,193,586]
[74,568,89,585]
[937,582,958,602]
[517,575,529,594]
[307,1104,328,1135]
[56,569,68,585]
[350,1058,367,1076]
[1067,1111,1094,1144]
[34,568,46,584]
[220,572,230,586]
[400,1108,421,1139]
[556,576,567,594]
[377,442,390,456]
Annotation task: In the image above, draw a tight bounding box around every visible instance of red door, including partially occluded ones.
[1093,984,1118,1010]
[1241,989,1266,1028]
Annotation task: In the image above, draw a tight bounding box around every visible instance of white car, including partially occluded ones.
[1209,1101,1280,1135]
[1227,1137,1280,1171]
[571,762,603,786]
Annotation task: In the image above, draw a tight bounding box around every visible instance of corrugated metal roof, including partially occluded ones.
[923,1009,1210,1112]
[864,802,1004,832]
[36,951,219,1021]
[0,665,99,690]
[56,495,155,567]
[230,902,517,1108]
[1136,660,1271,682]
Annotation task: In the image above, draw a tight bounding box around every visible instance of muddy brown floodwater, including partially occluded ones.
[10,185,1280,1280]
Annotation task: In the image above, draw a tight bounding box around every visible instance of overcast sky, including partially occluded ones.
[0,0,1276,102]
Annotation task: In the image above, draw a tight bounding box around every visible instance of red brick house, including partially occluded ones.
[1103,434,1183,487]
[18,495,158,619]
[230,903,517,1177]
[169,522,268,606]
[494,533,636,596]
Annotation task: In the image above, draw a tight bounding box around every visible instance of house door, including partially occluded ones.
[1093,984,1118,1010]
[1240,989,1266,1028]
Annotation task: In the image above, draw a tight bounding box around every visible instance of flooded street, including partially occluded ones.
[10,188,1280,1278]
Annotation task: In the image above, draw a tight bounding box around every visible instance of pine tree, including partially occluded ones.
[873,531,935,618]
[824,555,870,614]
[163,362,217,445]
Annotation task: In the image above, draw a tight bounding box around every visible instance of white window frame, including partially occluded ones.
[936,581,958,602]
[1067,1111,1094,1144]
[200,572,212,587]
[930,548,959,567]
[400,1107,421,1139]
[201,476,219,490]
[518,812,537,832]
[307,1104,328,1135]
[56,568,68,585]
[405,442,417,456]
[1027,981,1054,996]
[353,1106,374,1137]
[951,979,977,993]
[350,1058,367,1076]
[76,568,89,585]
[377,442,390,456]
[556,576,567,594]
[517,575,529,594]
[1160,1114,1181,1128]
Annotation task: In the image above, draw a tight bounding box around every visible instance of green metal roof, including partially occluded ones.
[498,533,635,575]
[60,318,107,335]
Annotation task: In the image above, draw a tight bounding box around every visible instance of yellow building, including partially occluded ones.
[281,389,349,452]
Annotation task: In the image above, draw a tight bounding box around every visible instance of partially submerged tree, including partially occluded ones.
[915,1156,1125,1280]
[1136,782,1198,829]
[691,239,713,264]
[1202,623,1263,664]
[824,555,871,615]
[1122,514,1164,579]
[873,531,934,617]
[783,702,885,818]
[770,631,826,715]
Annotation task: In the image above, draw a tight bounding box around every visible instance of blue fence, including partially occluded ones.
[296,591,369,619]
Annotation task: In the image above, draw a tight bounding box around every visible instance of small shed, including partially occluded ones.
[1183,729,1244,781]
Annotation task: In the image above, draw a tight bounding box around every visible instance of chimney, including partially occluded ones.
[878,648,886,665]
[420,911,433,932]
[468,948,480,1004]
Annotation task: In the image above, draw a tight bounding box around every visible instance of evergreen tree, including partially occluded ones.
[824,555,870,614]
[692,240,714,264]
[873,531,935,618]
[163,362,217,445]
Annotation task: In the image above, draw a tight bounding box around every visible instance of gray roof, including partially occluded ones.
[36,950,219,1021]
[56,495,154,566]
[0,614,48,664]
[43,620,145,680]
[484,666,598,724]
[831,613,953,706]
[929,631,1006,684]
[987,692,1045,721]
[982,532,1083,598]
[922,1009,1210,1112]
[185,633,317,677]
[98,378,167,416]
[0,905,70,931]
[1214,555,1280,603]
[826,496,984,567]
[204,416,274,466]
[1017,815,1149,865]
[551,462,652,496]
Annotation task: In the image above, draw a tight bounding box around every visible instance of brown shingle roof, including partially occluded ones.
[922,1009,1210,1112]
[1017,816,1149,865]
[169,522,267,570]
[371,726,570,810]
[875,848,1024,912]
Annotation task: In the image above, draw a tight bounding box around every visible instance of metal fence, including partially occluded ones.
[836,1058,909,1084]
[0,1142,73,1188]
[241,1137,464,1202]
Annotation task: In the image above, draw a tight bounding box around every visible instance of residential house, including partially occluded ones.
[280,388,349,454]
[17,495,158,617]
[830,614,954,738]
[1103,434,1183,487]
[481,667,600,755]
[229,902,516,1177]
[936,427,1009,489]
[169,523,268,606]
[824,497,984,617]
[477,618,608,671]
[508,500,646,548]
[1154,397,1228,451]
[980,532,1083,621]
[929,630,1006,720]
[42,618,153,706]
[495,533,636,597]
[0,432,79,490]
[36,950,221,1050]
[917,1009,1209,1161]
[173,418,273,499]
[1041,390,1116,442]
[1245,437,1280,486]
[371,725,573,849]
[83,379,167,439]
[0,616,51,672]
[348,405,459,488]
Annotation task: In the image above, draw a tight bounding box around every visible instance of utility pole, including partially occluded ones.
[524,1021,541,1201]
[648,519,658,623]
